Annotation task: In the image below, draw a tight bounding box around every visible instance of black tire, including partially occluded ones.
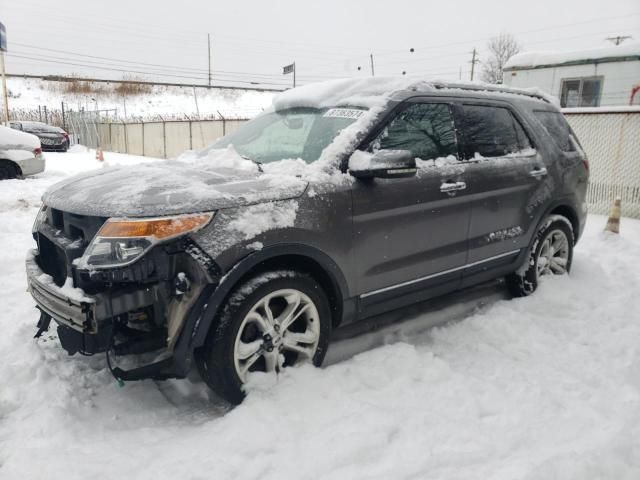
[195,270,331,404]
[0,161,17,180]
[506,216,574,297]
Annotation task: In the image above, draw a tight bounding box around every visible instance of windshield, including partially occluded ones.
[211,107,366,164]
[21,122,58,133]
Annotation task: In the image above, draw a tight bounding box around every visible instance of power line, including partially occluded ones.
[6,53,294,88]
[9,43,352,81]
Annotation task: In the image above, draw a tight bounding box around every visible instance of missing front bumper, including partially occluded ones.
[26,249,157,334]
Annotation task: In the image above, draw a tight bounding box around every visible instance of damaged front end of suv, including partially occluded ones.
[27,206,219,381]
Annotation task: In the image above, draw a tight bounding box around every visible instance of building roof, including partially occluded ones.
[504,42,640,71]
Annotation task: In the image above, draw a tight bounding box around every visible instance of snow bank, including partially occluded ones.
[7,77,275,120]
[2,152,640,480]
[505,41,640,69]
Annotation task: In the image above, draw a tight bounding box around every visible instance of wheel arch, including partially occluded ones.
[189,244,351,350]
[546,203,580,244]
[0,159,22,178]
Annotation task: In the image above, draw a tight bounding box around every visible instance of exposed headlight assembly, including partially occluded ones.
[32,204,48,234]
[78,212,214,269]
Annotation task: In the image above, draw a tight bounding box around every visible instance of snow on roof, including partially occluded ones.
[504,41,640,70]
[272,77,430,110]
[272,76,554,111]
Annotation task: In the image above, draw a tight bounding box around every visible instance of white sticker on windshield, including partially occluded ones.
[323,108,364,119]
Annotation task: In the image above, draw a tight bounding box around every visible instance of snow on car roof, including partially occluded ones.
[273,76,554,111]
[504,41,640,70]
[14,121,61,132]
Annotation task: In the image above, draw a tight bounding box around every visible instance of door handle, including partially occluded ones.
[440,181,467,193]
[529,167,548,178]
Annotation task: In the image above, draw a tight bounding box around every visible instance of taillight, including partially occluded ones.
[62,132,69,141]
[34,147,42,156]
[583,158,589,172]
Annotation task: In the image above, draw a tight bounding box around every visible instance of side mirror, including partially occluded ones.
[349,150,417,179]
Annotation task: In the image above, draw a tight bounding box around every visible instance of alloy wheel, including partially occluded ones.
[536,229,570,278]
[233,288,320,382]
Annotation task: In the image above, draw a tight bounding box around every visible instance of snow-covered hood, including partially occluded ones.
[42,160,308,217]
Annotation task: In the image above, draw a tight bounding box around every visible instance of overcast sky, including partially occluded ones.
[1,0,639,89]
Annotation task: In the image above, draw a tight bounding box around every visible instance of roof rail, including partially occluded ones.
[430,81,552,104]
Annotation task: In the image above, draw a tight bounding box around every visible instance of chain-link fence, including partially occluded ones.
[565,109,640,219]
[66,109,118,148]
[92,118,249,158]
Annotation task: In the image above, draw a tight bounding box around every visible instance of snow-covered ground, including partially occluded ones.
[1,150,639,479]
[8,77,276,120]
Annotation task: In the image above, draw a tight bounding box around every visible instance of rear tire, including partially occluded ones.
[506,216,574,297]
[195,270,331,404]
[0,161,17,180]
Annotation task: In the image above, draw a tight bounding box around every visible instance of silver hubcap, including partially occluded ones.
[536,229,570,278]
[233,289,320,382]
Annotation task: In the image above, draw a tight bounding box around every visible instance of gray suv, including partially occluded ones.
[27,79,588,403]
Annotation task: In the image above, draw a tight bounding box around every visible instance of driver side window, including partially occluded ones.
[372,103,458,160]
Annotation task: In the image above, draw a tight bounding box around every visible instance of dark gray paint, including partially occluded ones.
[29,84,589,375]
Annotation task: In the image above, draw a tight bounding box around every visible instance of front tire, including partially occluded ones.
[506,216,574,297]
[195,270,331,404]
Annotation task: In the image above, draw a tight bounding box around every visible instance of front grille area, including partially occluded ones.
[35,208,107,287]
[47,208,106,241]
[37,235,68,286]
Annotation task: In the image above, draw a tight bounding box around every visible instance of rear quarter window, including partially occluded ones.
[533,111,577,152]
[461,104,532,159]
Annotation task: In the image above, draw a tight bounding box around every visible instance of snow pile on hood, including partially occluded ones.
[42,144,310,217]
[0,125,40,150]
[179,144,259,172]
[505,41,640,69]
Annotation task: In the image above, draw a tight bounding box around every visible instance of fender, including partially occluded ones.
[510,196,582,271]
[537,196,583,242]
[181,243,351,353]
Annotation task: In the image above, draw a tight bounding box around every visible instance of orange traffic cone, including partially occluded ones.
[96,148,104,162]
[604,197,621,234]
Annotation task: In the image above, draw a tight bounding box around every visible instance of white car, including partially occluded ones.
[0,125,46,180]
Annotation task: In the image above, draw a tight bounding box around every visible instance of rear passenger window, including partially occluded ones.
[462,105,532,159]
[534,111,577,152]
[373,103,458,160]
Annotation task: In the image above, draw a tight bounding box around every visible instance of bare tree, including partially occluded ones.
[481,33,522,84]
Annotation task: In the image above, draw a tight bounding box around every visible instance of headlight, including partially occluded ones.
[77,212,214,269]
[32,204,48,234]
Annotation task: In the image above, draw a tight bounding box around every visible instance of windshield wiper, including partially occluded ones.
[240,154,263,172]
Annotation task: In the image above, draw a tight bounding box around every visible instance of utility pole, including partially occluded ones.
[207,33,212,87]
[0,50,8,125]
[469,48,479,81]
[370,54,375,77]
[606,35,632,45]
